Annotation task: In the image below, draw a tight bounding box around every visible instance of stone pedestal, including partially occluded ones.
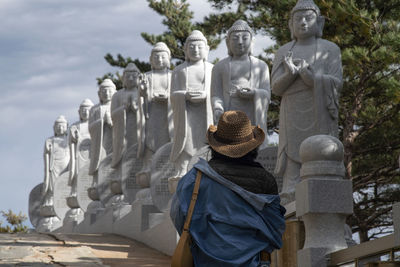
[53,172,72,223]
[97,154,121,206]
[296,135,353,267]
[29,183,44,229]
[76,163,93,212]
[121,144,143,204]
[393,202,400,246]
[62,196,84,233]
[150,143,176,212]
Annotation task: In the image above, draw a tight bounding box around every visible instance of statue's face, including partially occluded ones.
[54,122,67,136]
[152,51,170,70]
[123,71,140,89]
[186,40,208,62]
[228,31,252,57]
[292,10,318,40]
[99,86,114,103]
[79,106,91,121]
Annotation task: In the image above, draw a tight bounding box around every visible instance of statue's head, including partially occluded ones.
[226,20,254,57]
[184,30,209,62]
[78,98,94,122]
[150,42,171,70]
[98,79,116,104]
[289,0,325,40]
[53,115,68,136]
[122,63,141,90]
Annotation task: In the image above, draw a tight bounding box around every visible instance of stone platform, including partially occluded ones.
[0,232,171,266]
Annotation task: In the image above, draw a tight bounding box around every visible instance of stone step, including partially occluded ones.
[0,232,171,266]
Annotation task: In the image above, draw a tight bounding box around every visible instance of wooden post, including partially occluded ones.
[271,220,305,267]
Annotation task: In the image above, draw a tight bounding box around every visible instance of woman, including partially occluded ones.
[170,110,286,267]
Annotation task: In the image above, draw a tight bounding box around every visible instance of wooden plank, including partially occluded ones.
[271,220,305,267]
[330,234,396,265]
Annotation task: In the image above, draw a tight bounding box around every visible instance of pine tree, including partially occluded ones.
[98,0,222,88]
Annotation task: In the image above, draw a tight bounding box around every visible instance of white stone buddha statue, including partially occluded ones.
[211,19,270,149]
[271,0,343,202]
[168,30,214,192]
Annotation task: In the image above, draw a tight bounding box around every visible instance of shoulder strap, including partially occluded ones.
[183,170,202,232]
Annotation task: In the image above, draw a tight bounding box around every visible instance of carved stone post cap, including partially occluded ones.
[300,135,343,164]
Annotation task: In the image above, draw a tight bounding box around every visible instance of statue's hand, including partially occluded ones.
[186,91,206,103]
[153,92,168,102]
[138,73,148,97]
[237,87,255,99]
[284,51,299,76]
[298,59,315,87]
[188,91,207,103]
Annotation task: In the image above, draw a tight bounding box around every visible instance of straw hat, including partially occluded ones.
[207,110,265,158]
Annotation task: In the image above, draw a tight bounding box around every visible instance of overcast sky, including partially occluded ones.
[0,0,273,227]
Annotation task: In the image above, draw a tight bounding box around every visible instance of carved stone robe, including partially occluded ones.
[170,61,214,162]
[138,70,173,156]
[88,103,113,175]
[43,135,70,195]
[211,56,271,149]
[110,88,140,167]
[68,120,91,187]
[272,38,343,176]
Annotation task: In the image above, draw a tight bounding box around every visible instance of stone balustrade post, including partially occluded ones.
[296,135,353,267]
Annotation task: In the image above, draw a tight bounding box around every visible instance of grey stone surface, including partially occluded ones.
[53,171,71,222]
[76,163,92,212]
[150,142,175,212]
[394,202,400,246]
[29,183,44,228]
[211,19,270,149]
[297,247,328,267]
[121,144,143,204]
[296,179,353,216]
[296,134,352,266]
[256,146,282,192]
[301,213,348,251]
[97,154,121,205]
[169,30,213,190]
[272,0,343,198]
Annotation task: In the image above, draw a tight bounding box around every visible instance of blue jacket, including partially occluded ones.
[170,158,286,267]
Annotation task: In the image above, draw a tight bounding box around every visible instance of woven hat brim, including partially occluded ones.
[207,125,265,158]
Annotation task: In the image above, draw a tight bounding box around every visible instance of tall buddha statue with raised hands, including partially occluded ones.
[272,0,343,202]
[211,19,270,149]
